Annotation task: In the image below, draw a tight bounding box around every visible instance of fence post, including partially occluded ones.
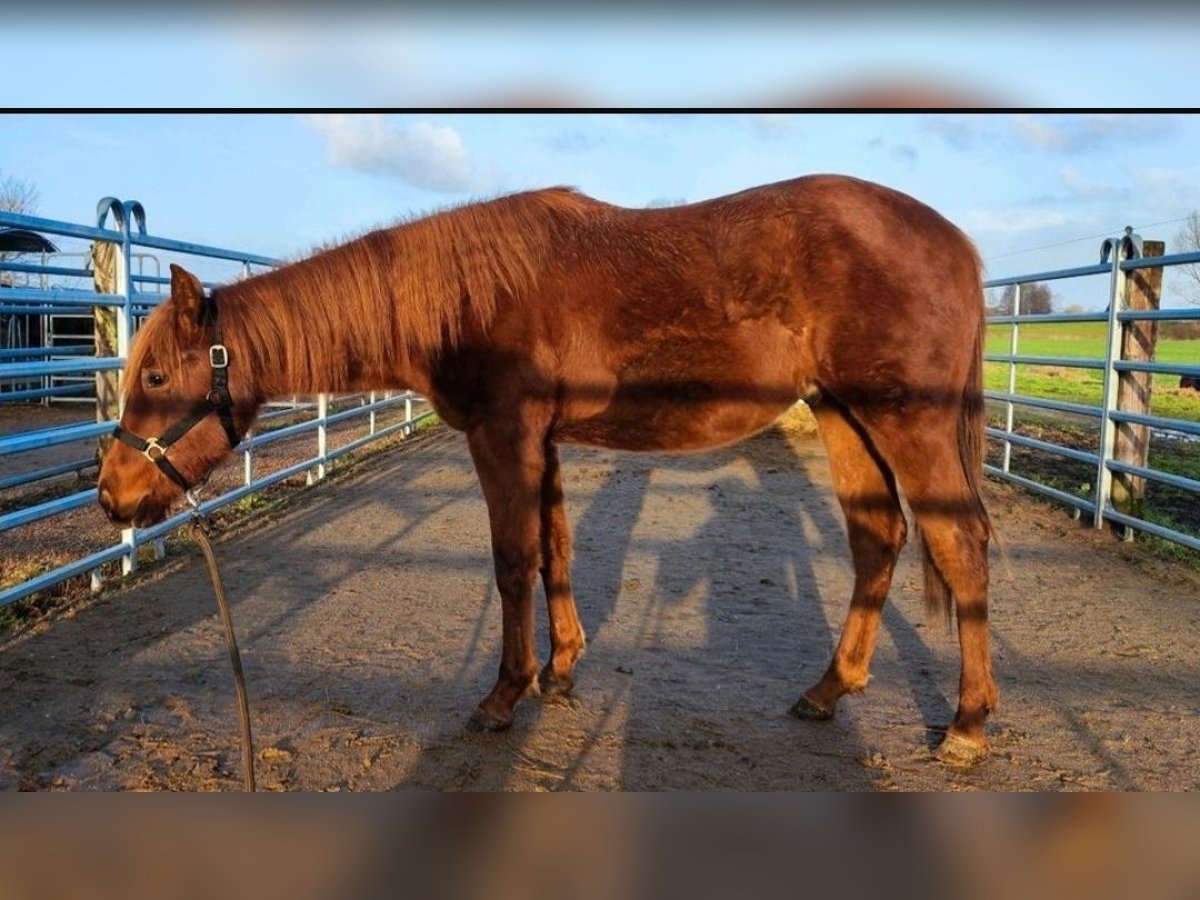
[1002,283,1022,474]
[308,392,329,484]
[95,199,139,576]
[238,261,254,486]
[91,239,119,457]
[243,430,254,486]
[1094,230,1136,530]
[116,217,134,406]
[1111,239,1164,533]
[118,214,138,574]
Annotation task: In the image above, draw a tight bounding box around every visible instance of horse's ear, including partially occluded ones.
[169,264,205,334]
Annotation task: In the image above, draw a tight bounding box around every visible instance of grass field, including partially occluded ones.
[984,320,1200,422]
[983,319,1200,562]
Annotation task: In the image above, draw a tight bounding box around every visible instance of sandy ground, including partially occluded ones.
[1,421,1198,791]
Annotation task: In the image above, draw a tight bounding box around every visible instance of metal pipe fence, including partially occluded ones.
[1,200,432,610]
[984,228,1200,553]
[5,201,1198,611]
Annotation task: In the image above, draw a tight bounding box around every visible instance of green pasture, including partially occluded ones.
[982,319,1200,564]
[984,320,1200,422]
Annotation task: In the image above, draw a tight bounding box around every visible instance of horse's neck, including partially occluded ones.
[221,267,432,399]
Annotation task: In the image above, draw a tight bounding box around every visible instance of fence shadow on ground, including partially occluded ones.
[391,425,892,790]
[5,424,1198,791]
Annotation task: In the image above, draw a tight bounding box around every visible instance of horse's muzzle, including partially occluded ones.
[97,487,126,525]
[97,486,167,529]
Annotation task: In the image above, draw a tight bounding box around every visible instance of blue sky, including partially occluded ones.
[2,11,1199,309]
[5,112,1199,308]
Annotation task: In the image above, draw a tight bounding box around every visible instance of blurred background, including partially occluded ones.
[5,5,1199,287]
[0,798,1197,900]
[2,6,1199,109]
[1,14,1199,894]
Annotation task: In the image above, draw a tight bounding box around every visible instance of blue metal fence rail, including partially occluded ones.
[1,200,432,610]
[6,202,1197,611]
[985,228,1200,553]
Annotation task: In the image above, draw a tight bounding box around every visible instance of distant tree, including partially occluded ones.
[0,171,38,215]
[991,281,1054,316]
[1171,211,1200,307]
[0,172,41,282]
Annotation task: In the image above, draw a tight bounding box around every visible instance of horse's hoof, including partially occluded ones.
[935,732,989,767]
[466,707,512,733]
[789,694,834,721]
[539,670,575,699]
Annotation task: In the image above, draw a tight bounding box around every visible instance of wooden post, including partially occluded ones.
[92,240,120,459]
[1111,239,1164,524]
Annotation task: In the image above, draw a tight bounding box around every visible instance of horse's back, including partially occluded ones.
[451,175,984,450]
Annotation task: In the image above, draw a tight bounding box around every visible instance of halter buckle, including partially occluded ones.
[209,344,229,369]
[142,437,167,462]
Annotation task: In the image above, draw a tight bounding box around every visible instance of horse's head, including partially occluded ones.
[98,264,254,527]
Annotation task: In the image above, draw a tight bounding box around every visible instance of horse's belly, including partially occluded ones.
[553,320,811,451]
[555,391,797,452]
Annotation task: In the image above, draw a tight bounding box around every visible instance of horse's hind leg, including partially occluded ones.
[538,440,586,697]
[465,419,547,731]
[791,401,907,721]
[861,414,996,765]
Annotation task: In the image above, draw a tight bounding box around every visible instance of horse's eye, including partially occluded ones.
[146,371,167,389]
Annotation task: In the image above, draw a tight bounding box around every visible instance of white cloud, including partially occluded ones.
[867,134,918,169]
[747,113,794,139]
[923,114,1182,156]
[960,208,1071,234]
[301,114,483,193]
[542,130,605,153]
[1010,114,1181,153]
[1011,115,1068,151]
[230,13,427,98]
[1130,165,1192,190]
[1048,164,1199,220]
[1057,166,1124,201]
[919,114,990,150]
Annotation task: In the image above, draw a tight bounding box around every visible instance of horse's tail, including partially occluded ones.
[919,275,992,624]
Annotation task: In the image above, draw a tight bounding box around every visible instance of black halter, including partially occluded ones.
[113,291,241,492]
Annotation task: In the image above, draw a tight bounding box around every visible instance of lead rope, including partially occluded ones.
[187,495,256,792]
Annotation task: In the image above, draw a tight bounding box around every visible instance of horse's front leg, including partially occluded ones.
[466,419,547,731]
[539,440,586,697]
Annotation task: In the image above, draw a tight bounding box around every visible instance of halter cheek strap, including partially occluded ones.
[113,292,241,492]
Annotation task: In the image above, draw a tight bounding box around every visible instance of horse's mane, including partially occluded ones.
[128,186,600,395]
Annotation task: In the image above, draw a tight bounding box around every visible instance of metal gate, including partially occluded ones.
[1,199,431,609]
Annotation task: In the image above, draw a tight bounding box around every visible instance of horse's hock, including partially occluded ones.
[2,422,1199,790]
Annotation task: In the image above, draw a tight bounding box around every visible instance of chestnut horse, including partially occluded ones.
[98,175,996,764]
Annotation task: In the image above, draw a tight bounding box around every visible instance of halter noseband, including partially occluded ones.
[113,291,241,492]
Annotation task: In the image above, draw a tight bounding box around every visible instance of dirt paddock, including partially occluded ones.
[1,422,1198,791]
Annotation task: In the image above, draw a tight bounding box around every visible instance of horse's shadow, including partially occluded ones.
[393,424,941,790]
[0,422,958,791]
